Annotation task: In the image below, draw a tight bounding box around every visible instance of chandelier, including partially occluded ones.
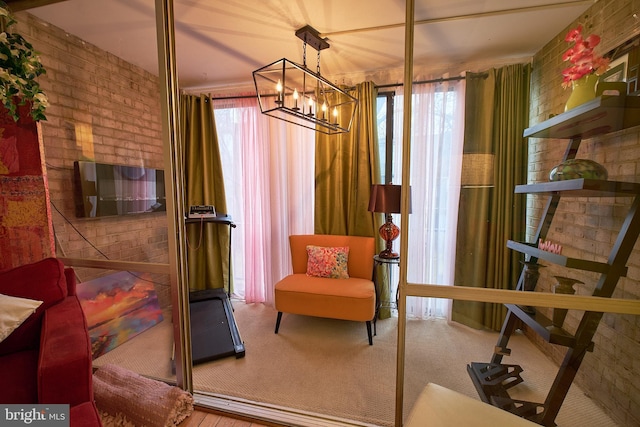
[252,25,358,135]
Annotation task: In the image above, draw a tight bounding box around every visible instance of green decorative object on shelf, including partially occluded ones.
[564,74,599,112]
[549,158,608,181]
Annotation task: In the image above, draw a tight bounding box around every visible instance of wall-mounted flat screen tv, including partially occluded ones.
[73,161,166,218]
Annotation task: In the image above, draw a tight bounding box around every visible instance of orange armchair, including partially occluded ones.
[274,234,377,345]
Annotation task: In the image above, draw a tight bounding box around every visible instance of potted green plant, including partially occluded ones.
[0,3,48,122]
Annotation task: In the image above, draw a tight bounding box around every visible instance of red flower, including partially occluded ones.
[561,26,610,88]
[584,34,601,47]
[564,25,583,42]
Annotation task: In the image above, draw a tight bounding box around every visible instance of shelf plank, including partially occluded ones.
[506,240,626,275]
[506,304,577,347]
[514,179,640,197]
[523,95,631,140]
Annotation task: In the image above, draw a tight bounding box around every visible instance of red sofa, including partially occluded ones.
[0,257,101,426]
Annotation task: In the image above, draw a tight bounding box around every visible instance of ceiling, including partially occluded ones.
[21,0,596,91]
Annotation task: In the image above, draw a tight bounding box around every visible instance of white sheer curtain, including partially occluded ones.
[213,96,314,305]
[392,78,465,319]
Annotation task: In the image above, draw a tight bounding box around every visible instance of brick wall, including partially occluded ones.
[527,1,640,425]
[14,12,171,306]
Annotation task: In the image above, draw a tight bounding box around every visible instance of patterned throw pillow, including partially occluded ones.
[306,245,350,279]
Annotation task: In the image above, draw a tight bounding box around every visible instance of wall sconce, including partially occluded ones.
[461,153,495,188]
[252,25,358,135]
[368,184,411,259]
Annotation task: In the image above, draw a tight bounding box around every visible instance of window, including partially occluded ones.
[376,80,465,318]
[213,98,315,303]
[376,91,395,184]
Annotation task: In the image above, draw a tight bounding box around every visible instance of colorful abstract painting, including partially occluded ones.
[76,271,164,359]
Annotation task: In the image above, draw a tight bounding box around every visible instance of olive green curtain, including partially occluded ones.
[180,94,230,291]
[451,64,531,330]
[314,81,390,318]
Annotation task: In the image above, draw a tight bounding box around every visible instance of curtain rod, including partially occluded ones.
[208,75,467,101]
[376,75,465,89]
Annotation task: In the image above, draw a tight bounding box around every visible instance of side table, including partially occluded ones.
[373,254,400,317]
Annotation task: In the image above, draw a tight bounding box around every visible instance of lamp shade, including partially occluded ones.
[368,184,403,214]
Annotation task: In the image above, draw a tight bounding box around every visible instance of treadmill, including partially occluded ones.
[185,214,245,364]
[189,288,245,363]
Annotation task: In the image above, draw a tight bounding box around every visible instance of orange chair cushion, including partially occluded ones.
[275,274,375,321]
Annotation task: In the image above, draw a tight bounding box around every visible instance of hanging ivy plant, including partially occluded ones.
[0,4,48,122]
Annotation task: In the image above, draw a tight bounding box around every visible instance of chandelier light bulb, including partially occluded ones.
[276,79,283,103]
[308,98,314,116]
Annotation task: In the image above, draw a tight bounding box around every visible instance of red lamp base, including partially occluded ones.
[378,248,399,259]
[378,215,400,259]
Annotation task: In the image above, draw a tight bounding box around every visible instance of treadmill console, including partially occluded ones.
[188,205,216,218]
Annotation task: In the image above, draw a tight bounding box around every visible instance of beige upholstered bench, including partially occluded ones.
[405,383,539,426]
[274,234,377,344]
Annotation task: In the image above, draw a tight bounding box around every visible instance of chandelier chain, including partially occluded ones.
[303,41,307,67]
[317,50,321,74]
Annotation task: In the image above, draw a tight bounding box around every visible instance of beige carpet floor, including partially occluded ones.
[93,302,618,427]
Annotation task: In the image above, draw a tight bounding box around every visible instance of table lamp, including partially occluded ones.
[368,184,406,259]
